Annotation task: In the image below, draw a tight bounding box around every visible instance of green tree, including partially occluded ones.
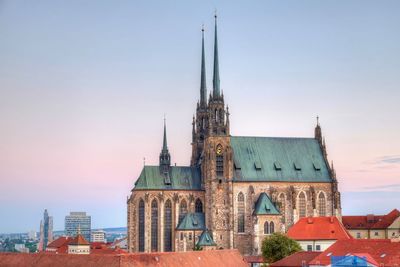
[261,233,302,263]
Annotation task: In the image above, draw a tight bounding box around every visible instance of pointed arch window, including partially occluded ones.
[151,199,158,252]
[237,192,245,233]
[270,221,275,234]
[278,193,286,220]
[318,192,326,216]
[179,199,188,224]
[195,198,203,213]
[298,192,306,218]
[164,199,172,252]
[264,221,269,235]
[138,199,145,252]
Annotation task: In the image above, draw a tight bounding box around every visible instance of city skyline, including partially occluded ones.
[1,1,400,232]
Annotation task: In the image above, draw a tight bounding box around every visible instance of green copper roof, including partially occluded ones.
[197,230,216,247]
[176,212,205,231]
[231,136,332,183]
[254,192,280,215]
[133,166,201,190]
[200,27,207,107]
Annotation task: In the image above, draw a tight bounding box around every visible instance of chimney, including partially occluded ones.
[330,216,334,223]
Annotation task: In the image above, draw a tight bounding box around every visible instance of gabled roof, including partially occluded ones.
[68,234,90,246]
[231,136,332,182]
[176,212,205,231]
[133,166,201,190]
[197,230,216,247]
[47,237,72,249]
[254,193,280,215]
[287,216,352,241]
[309,239,400,266]
[270,251,321,267]
[342,209,400,229]
[331,254,378,266]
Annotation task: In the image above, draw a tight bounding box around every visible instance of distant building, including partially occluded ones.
[91,230,106,243]
[342,209,400,239]
[38,209,53,251]
[28,230,37,240]
[109,237,128,251]
[287,216,352,252]
[14,244,29,253]
[65,212,91,241]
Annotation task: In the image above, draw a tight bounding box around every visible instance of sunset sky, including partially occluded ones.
[1,1,399,233]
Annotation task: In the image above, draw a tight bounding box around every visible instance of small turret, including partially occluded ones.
[159,118,171,184]
[314,116,322,144]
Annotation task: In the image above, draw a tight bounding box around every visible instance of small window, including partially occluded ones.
[234,160,241,170]
[374,232,379,236]
[316,245,321,251]
[307,245,312,251]
[188,233,192,241]
[254,160,262,170]
[192,217,198,226]
[180,232,184,241]
[294,162,301,171]
[356,232,361,239]
[313,162,321,171]
[274,161,282,170]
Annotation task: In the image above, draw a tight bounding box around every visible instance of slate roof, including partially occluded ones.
[309,239,400,266]
[254,193,280,215]
[287,216,353,241]
[270,251,321,267]
[231,136,332,182]
[176,213,205,231]
[197,230,216,247]
[342,209,400,230]
[134,166,201,190]
[0,250,248,267]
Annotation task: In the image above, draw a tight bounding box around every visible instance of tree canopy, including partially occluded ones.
[261,232,302,263]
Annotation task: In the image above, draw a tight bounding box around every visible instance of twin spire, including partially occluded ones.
[199,14,221,106]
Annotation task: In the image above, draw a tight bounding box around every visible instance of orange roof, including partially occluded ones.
[342,209,400,229]
[0,249,247,267]
[309,239,400,266]
[287,216,352,240]
[68,234,90,246]
[270,251,321,267]
[45,237,72,254]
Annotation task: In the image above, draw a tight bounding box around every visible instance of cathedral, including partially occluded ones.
[127,16,341,256]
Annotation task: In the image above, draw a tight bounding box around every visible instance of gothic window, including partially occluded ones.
[138,199,145,252]
[278,193,286,219]
[237,192,245,233]
[318,192,326,216]
[164,199,172,252]
[179,199,188,224]
[195,198,203,213]
[264,221,269,235]
[151,199,158,252]
[270,222,275,234]
[216,151,224,177]
[298,192,306,218]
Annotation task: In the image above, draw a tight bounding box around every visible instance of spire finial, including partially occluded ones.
[200,24,207,107]
[212,12,220,98]
[317,115,319,126]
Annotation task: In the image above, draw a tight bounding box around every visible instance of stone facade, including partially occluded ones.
[127,16,342,256]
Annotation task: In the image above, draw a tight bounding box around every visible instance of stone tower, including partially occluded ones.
[201,15,233,249]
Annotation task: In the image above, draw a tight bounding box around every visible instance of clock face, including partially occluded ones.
[216,144,223,155]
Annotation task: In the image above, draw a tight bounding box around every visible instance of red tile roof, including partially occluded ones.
[0,249,248,267]
[45,237,72,254]
[69,234,90,246]
[309,239,400,266]
[342,209,400,229]
[270,251,321,267]
[287,216,352,240]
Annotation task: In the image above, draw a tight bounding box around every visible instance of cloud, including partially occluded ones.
[363,155,400,166]
[361,183,400,191]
